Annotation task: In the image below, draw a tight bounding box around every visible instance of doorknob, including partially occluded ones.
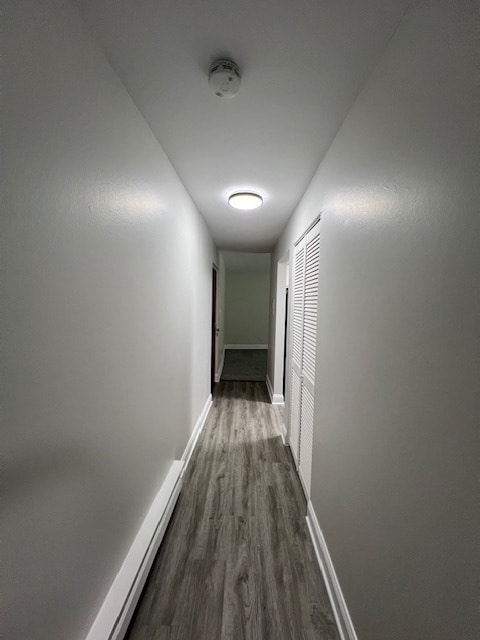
[216,328,220,335]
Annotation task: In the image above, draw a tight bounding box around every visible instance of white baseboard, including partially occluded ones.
[214,349,225,382]
[306,501,358,640]
[85,395,213,640]
[85,461,183,640]
[265,374,285,405]
[181,394,213,473]
[224,344,268,350]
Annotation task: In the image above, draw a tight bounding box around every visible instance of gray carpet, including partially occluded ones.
[221,349,267,381]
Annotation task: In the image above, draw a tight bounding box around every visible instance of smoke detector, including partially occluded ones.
[208,59,241,99]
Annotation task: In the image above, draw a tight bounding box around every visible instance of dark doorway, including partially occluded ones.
[211,266,218,394]
[283,287,289,397]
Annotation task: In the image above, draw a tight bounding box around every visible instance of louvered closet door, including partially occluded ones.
[298,226,320,495]
[289,243,305,464]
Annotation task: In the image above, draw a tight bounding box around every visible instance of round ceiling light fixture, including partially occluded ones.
[228,192,263,210]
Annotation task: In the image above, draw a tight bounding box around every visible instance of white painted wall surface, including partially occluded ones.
[271,1,480,638]
[2,2,216,639]
[225,261,271,346]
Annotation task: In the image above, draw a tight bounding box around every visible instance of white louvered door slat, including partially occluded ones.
[299,384,315,494]
[298,226,321,496]
[292,246,305,372]
[289,369,302,464]
[288,220,320,496]
[288,221,320,498]
[302,232,320,389]
[288,243,305,463]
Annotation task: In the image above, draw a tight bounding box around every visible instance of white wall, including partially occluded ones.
[225,257,271,346]
[270,1,480,639]
[1,1,216,639]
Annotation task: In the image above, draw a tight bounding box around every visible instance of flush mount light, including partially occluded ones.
[228,192,263,210]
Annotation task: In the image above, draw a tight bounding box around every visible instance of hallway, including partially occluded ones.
[4,2,479,638]
[127,382,340,640]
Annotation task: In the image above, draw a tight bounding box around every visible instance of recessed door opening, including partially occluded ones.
[211,265,218,394]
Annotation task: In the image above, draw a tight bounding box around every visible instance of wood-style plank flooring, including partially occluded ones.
[126,381,340,640]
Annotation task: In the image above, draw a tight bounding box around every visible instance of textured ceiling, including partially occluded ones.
[74,0,411,251]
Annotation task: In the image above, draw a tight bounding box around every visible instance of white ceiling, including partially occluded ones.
[74,0,411,251]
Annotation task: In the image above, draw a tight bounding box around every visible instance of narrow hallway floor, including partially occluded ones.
[126,381,340,640]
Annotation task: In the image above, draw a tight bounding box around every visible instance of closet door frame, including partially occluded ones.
[298,223,321,496]
[289,241,306,465]
[287,215,321,497]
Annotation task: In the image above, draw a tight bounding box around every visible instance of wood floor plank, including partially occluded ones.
[126,381,340,640]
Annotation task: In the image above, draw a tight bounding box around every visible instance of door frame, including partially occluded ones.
[287,216,321,498]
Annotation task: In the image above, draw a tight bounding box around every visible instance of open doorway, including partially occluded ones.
[283,286,288,397]
[220,251,270,383]
[210,266,218,394]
